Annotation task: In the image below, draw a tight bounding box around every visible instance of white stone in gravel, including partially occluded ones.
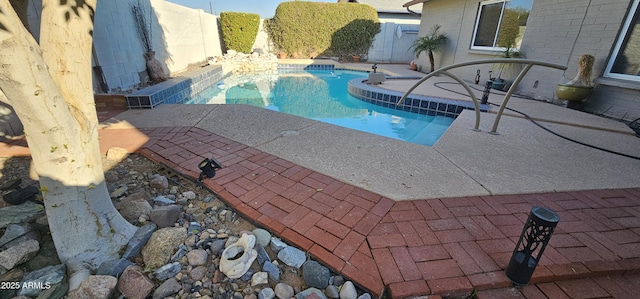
[339,281,357,299]
[182,191,197,200]
[251,272,268,287]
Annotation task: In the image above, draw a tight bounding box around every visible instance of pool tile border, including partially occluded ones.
[125,65,223,108]
[348,77,490,118]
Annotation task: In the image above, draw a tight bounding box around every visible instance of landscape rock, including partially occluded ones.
[152,278,182,299]
[270,237,287,253]
[119,199,152,222]
[277,246,306,268]
[275,283,294,299]
[326,285,339,299]
[96,258,134,277]
[150,205,181,228]
[0,239,39,270]
[18,264,64,297]
[357,293,372,299]
[118,266,154,299]
[122,223,157,260]
[106,147,128,161]
[189,265,208,280]
[251,271,268,287]
[256,245,270,266]
[0,202,45,229]
[149,175,169,189]
[109,185,128,198]
[0,223,39,250]
[182,191,197,200]
[302,261,330,289]
[209,239,226,256]
[153,195,175,206]
[35,281,68,299]
[186,249,208,266]
[67,275,117,299]
[141,227,187,269]
[170,244,188,262]
[152,262,182,281]
[252,228,271,248]
[339,281,357,299]
[262,260,279,282]
[258,287,275,299]
[295,287,328,299]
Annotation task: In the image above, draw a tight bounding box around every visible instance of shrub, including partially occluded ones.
[265,2,380,59]
[220,12,260,54]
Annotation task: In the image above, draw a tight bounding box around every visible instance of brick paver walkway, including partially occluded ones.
[135,126,640,298]
[3,121,640,298]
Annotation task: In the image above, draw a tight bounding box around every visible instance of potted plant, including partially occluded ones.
[490,43,522,91]
[556,54,595,105]
[410,24,447,73]
[131,2,166,83]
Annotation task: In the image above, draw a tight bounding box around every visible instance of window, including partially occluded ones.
[471,0,533,51]
[605,0,640,81]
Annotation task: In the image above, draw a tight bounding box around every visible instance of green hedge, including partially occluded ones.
[220,12,260,54]
[265,2,380,59]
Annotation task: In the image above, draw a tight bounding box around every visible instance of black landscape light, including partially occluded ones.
[198,157,223,182]
[505,206,559,285]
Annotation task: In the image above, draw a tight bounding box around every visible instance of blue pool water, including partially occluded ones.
[190,70,455,146]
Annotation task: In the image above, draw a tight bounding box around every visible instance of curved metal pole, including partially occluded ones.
[439,70,482,131]
[396,59,567,133]
[490,63,533,134]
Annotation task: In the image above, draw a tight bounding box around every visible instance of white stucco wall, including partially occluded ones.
[92,0,222,92]
[28,0,222,93]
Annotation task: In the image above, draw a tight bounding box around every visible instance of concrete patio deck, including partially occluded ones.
[2,62,640,298]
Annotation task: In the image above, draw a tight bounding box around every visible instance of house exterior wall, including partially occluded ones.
[520,0,639,122]
[416,0,640,122]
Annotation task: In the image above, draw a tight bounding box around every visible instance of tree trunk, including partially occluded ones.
[428,50,435,73]
[0,0,136,290]
[9,0,29,32]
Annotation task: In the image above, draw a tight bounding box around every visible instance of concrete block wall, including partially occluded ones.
[27,0,223,93]
[368,22,420,64]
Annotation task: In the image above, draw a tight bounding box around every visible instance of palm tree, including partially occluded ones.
[411,25,447,72]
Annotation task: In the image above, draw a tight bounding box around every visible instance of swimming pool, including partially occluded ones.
[188,69,455,146]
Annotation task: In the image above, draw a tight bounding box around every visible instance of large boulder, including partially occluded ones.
[141,227,187,270]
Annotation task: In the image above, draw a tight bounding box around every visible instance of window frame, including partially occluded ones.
[604,0,640,82]
[470,0,508,52]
